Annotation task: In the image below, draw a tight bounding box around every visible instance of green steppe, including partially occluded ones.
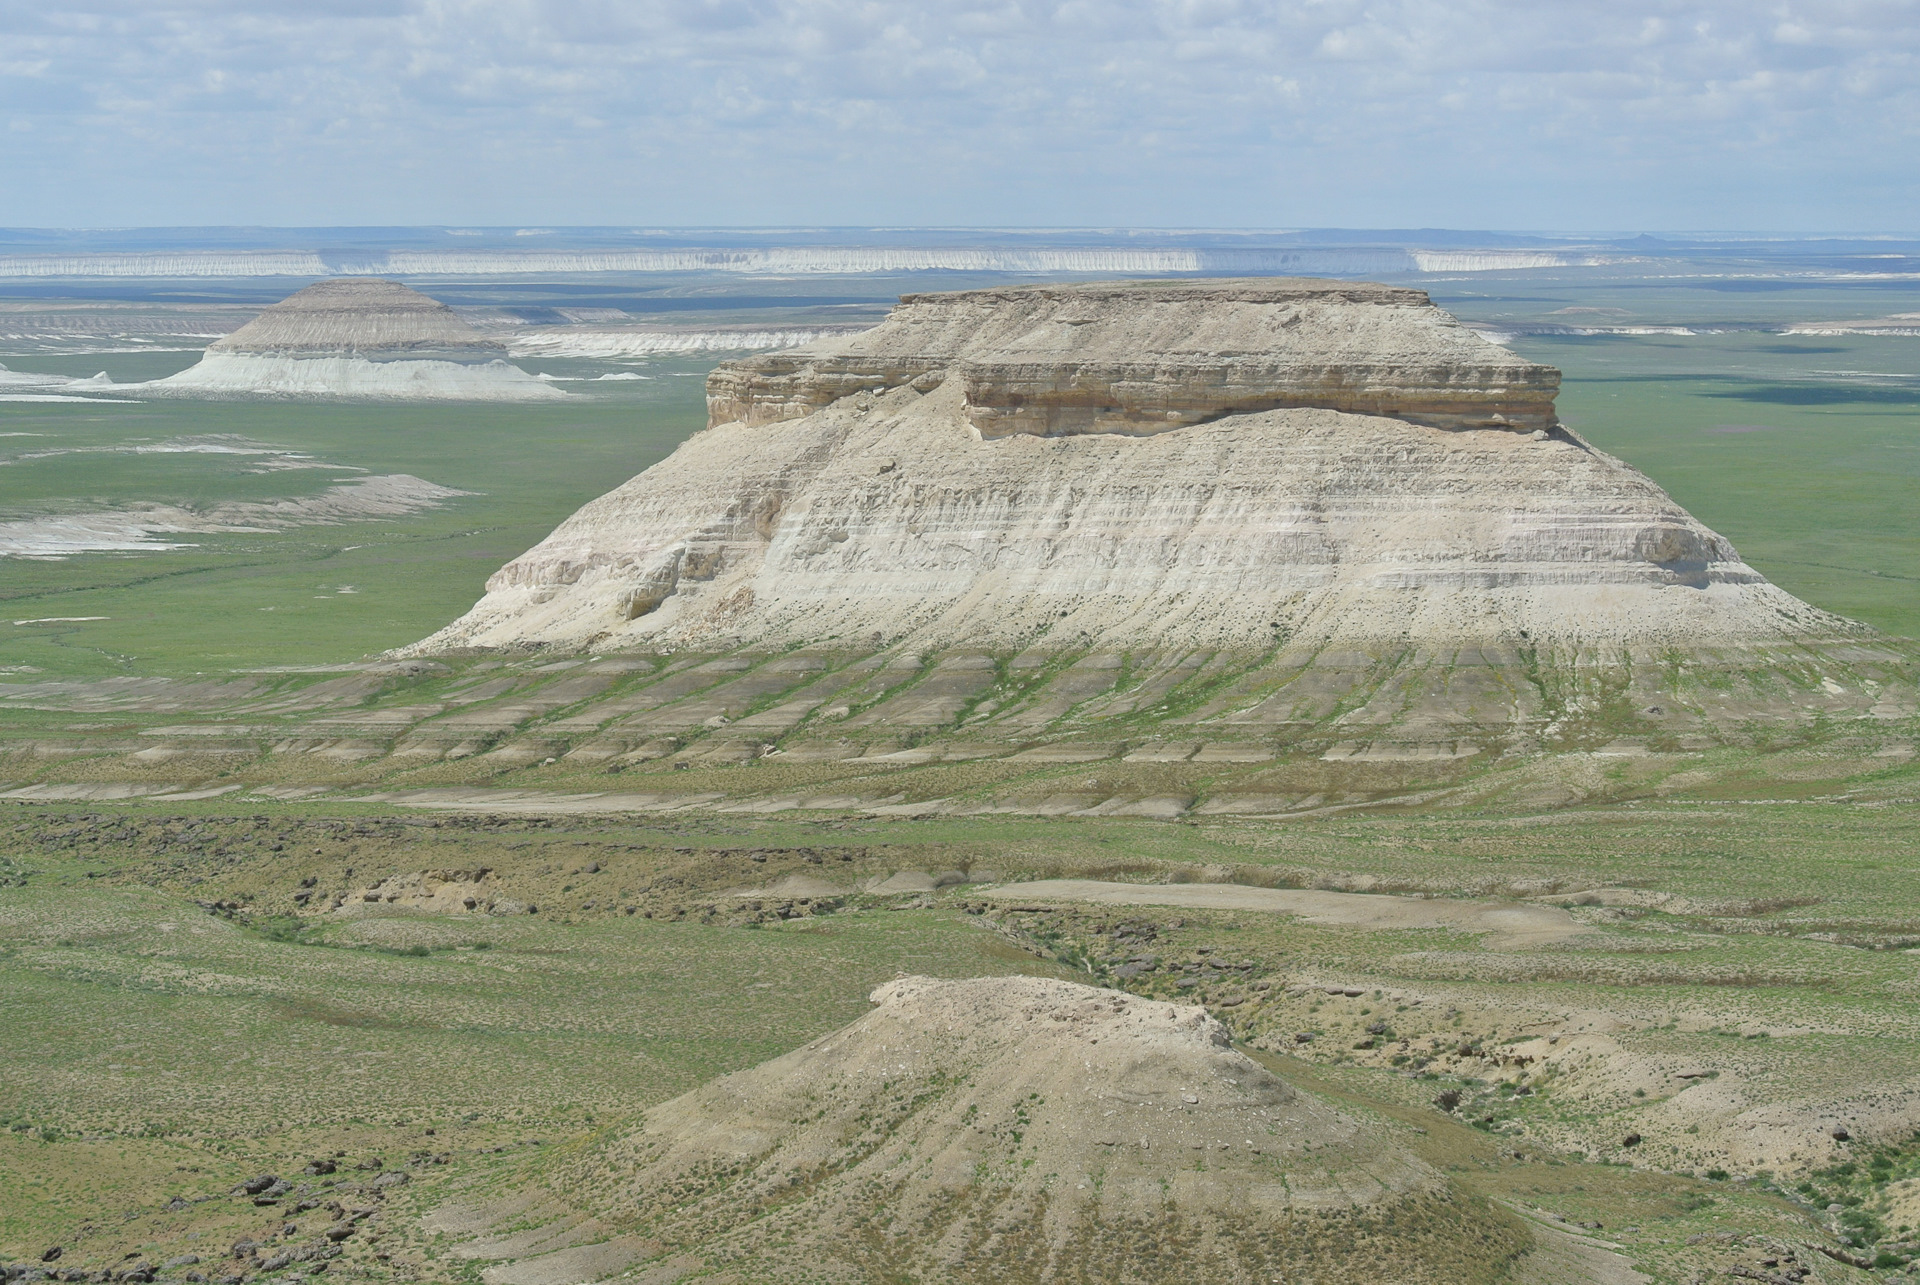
[0,357,710,677]
[3,803,1919,1281]
[1536,332,1920,639]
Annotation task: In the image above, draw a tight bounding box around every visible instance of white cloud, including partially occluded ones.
[0,0,1914,227]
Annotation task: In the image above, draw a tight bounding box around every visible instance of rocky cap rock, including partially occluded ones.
[410,276,1864,660]
[709,276,1559,436]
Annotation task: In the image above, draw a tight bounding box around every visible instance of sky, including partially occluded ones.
[1,0,1916,231]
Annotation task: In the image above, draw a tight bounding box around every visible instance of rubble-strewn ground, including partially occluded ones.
[1,801,1915,1282]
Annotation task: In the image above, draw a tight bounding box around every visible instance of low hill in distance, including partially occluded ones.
[102,279,565,401]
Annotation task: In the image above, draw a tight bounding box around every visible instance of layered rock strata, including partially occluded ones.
[139,279,562,401]
[526,975,1523,1283]
[414,279,1852,661]
[707,278,1560,436]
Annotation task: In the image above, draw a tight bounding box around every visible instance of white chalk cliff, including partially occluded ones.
[136,278,562,402]
[414,279,1854,657]
[0,246,1617,279]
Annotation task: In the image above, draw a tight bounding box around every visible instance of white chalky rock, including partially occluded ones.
[415,278,1855,657]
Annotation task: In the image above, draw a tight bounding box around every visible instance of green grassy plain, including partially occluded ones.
[0,827,1075,1271]
[0,362,710,677]
[2,274,1917,1282]
[1515,332,1920,638]
[4,801,1914,1279]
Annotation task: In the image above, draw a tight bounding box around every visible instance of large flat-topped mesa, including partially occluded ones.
[409,276,1859,668]
[708,277,1561,436]
[136,278,563,401]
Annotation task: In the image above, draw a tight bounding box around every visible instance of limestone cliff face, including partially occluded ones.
[411,279,1852,660]
[707,279,1560,437]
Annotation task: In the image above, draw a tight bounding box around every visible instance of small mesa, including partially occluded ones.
[115,279,566,403]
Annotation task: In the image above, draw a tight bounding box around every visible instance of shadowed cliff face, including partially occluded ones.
[707,278,1561,437]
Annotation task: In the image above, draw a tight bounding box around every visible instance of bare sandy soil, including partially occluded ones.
[991,877,1586,947]
[0,474,470,557]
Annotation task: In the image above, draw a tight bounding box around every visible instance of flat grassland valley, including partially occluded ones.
[1,249,1919,1285]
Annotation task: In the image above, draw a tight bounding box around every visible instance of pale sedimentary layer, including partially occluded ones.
[0,363,130,401]
[0,474,472,558]
[1001,879,1583,947]
[504,325,871,359]
[709,278,1560,436]
[134,279,561,402]
[518,975,1521,1283]
[418,381,1846,657]
[0,363,103,390]
[211,278,505,357]
[1784,313,1920,337]
[0,246,1620,279]
[138,352,562,402]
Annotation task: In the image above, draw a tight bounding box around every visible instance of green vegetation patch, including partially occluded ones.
[1515,331,1920,637]
[0,364,711,677]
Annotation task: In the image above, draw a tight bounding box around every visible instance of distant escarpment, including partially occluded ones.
[135,278,563,402]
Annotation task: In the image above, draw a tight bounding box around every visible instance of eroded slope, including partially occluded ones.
[419,381,1848,657]
[525,975,1527,1283]
[415,277,1860,670]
